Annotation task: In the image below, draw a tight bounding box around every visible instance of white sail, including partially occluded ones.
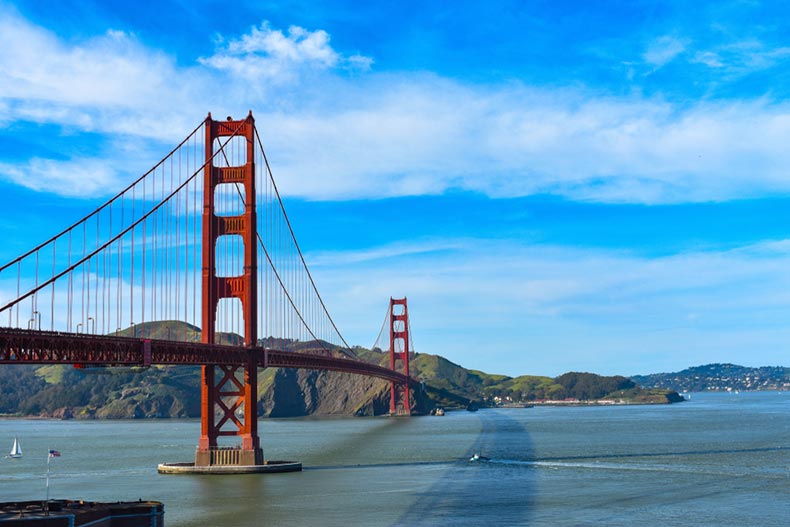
[7,437,22,458]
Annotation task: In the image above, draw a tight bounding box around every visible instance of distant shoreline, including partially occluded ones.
[493,399,682,408]
[3,390,784,421]
[527,399,680,407]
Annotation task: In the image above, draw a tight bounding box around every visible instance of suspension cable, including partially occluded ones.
[372,304,390,351]
[216,144,354,359]
[253,126,356,356]
[0,120,205,273]
[0,123,246,315]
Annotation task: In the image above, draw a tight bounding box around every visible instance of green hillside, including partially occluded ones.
[0,320,682,418]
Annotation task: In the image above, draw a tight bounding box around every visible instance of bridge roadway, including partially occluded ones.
[0,328,413,385]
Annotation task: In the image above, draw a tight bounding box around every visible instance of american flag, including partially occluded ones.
[48,449,61,457]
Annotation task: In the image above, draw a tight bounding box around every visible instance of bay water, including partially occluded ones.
[1,392,787,526]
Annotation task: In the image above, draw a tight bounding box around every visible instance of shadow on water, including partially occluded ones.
[307,416,407,464]
[306,460,453,471]
[186,416,423,525]
[394,410,536,527]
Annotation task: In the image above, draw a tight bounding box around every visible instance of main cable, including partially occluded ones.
[253,126,357,358]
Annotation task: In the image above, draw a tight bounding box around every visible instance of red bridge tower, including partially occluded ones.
[196,113,262,467]
[389,297,412,415]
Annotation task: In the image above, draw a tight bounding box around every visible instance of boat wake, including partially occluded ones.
[484,458,773,478]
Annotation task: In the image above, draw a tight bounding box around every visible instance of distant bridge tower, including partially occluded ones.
[389,297,411,415]
[197,113,262,467]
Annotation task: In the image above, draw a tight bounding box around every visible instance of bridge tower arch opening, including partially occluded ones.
[389,297,412,415]
[196,112,262,467]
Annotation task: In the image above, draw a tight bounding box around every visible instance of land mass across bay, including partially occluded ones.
[7,321,779,419]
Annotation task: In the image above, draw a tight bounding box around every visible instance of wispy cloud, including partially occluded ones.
[639,27,790,80]
[0,157,118,197]
[2,11,790,205]
[690,39,790,75]
[0,18,178,111]
[311,238,790,376]
[308,239,467,266]
[0,7,204,144]
[643,35,688,68]
[263,88,790,204]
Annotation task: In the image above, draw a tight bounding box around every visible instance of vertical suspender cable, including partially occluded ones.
[95,213,99,333]
[33,251,38,329]
[131,185,135,327]
[83,223,87,331]
[177,144,181,335]
[51,241,56,330]
[193,132,197,333]
[67,231,72,331]
[170,154,174,325]
[254,127,355,356]
[142,176,146,335]
[105,207,111,334]
[118,194,123,333]
[152,166,157,326]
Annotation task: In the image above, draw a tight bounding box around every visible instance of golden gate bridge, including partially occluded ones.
[0,112,414,471]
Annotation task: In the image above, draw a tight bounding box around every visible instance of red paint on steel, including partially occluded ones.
[198,113,261,464]
[0,328,412,384]
[389,297,411,415]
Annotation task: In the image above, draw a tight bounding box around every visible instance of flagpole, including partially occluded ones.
[45,451,51,515]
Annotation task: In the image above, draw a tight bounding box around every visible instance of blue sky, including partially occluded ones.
[2,0,790,376]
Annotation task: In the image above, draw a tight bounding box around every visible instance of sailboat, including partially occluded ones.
[5,437,22,459]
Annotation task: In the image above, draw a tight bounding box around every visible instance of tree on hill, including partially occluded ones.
[555,372,635,400]
[0,366,46,414]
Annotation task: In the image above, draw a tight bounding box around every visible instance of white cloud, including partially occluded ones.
[0,157,117,197]
[0,7,207,142]
[308,239,466,266]
[0,19,173,108]
[692,50,725,68]
[690,39,790,74]
[643,35,687,68]
[310,238,790,376]
[227,23,337,63]
[199,21,371,83]
[262,86,790,204]
[2,11,790,205]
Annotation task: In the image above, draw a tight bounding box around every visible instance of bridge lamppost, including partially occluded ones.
[28,310,40,330]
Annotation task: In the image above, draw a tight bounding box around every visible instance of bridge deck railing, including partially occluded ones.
[0,328,414,385]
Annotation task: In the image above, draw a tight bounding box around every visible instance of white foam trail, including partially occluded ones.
[488,458,749,478]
